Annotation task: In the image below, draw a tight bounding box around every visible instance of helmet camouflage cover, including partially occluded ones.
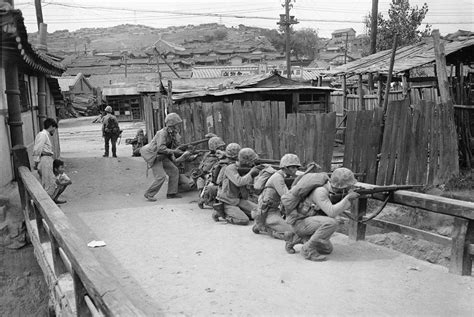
[225,143,241,159]
[330,167,357,189]
[208,137,226,151]
[164,113,183,127]
[238,148,258,165]
[280,153,301,168]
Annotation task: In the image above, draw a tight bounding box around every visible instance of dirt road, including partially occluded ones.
[58,117,474,316]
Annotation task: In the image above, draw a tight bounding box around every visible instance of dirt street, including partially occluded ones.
[57,117,474,316]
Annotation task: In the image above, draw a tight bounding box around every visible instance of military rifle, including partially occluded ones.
[329,184,423,204]
[176,138,211,151]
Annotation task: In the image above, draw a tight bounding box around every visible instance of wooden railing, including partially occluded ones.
[348,182,474,276]
[13,147,153,316]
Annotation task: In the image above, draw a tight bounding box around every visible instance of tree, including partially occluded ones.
[291,28,319,60]
[214,29,228,41]
[365,0,431,52]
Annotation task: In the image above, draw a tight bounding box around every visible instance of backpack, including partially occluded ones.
[105,116,120,135]
[280,173,329,215]
[253,165,277,194]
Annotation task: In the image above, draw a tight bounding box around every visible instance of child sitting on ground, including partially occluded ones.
[52,159,72,204]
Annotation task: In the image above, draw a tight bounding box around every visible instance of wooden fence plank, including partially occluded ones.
[304,114,316,165]
[254,102,264,157]
[286,114,297,154]
[385,101,404,184]
[419,101,433,184]
[365,109,383,184]
[343,111,356,170]
[202,102,214,135]
[296,112,305,161]
[428,104,440,184]
[413,102,428,184]
[323,112,336,171]
[394,100,412,184]
[262,101,274,159]
[271,102,280,159]
[232,100,244,146]
[222,102,234,143]
[212,102,224,141]
[407,104,422,184]
[278,102,286,156]
[314,114,323,165]
[376,101,397,185]
[242,101,253,148]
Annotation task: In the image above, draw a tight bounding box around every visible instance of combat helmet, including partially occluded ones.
[164,113,183,127]
[238,148,258,166]
[225,143,241,159]
[105,106,113,113]
[208,137,226,152]
[330,167,357,189]
[280,153,301,168]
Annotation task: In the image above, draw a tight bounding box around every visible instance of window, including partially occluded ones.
[297,93,328,113]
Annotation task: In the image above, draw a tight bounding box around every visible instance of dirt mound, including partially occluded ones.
[366,232,451,267]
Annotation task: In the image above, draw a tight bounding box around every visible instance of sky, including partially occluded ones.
[15,0,474,38]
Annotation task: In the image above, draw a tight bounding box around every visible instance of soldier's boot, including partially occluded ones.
[197,197,205,209]
[212,202,226,222]
[301,244,326,262]
[270,230,287,240]
[251,213,267,234]
[284,232,298,254]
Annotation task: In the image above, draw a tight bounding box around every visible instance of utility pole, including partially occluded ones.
[277,0,298,79]
[35,0,43,29]
[368,0,378,90]
[344,32,349,64]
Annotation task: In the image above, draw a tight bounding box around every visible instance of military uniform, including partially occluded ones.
[216,162,257,225]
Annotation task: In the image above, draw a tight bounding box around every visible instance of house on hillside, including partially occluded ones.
[0,7,65,187]
[331,28,356,46]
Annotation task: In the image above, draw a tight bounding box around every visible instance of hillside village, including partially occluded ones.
[29,23,368,85]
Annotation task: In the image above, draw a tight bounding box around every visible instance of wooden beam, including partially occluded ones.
[368,219,451,247]
[382,34,398,115]
[432,30,452,104]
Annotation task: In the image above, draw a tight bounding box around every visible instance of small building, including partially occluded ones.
[101,84,144,121]
[331,28,356,46]
[172,73,334,114]
[0,7,65,187]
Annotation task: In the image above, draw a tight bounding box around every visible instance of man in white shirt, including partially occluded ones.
[32,118,58,199]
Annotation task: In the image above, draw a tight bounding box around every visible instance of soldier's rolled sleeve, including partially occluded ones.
[154,130,174,155]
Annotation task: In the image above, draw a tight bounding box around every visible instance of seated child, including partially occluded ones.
[52,159,72,204]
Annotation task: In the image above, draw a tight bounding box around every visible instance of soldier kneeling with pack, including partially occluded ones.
[214,148,260,225]
[283,168,360,261]
[252,154,303,253]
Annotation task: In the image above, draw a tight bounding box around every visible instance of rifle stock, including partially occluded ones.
[177,138,211,151]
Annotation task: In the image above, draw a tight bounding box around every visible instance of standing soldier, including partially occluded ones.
[286,168,360,261]
[144,113,190,201]
[102,106,121,158]
[215,148,260,225]
[32,118,58,200]
[252,153,302,254]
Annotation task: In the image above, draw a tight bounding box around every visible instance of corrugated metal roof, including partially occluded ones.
[55,73,94,91]
[327,34,474,76]
[192,66,259,78]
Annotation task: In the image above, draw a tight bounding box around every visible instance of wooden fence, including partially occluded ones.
[13,147,153,316]
[349,182,474,276]
[170,100,336,170]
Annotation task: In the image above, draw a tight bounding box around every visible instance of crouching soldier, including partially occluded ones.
[287,168,360,261]
[214,148,260,225]
[252,154,303,253]
[204,143,241,215]
[193,136,226,208]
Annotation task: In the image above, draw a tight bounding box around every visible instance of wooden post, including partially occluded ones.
[449,218,473,275]
[342,75,347,112]
[5,63,24,147]
[459,63,464,105]
[34,205,49,243]
[72,270,90,316]
[37,76,47,130]
[349,198,367,241]
[377,73,383,107]
[432,30,452,105]
[51,235,68,277]
[12,145,30,210]
[167,80,173,112]
[382,34,398,116]
[358,74,365,110]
